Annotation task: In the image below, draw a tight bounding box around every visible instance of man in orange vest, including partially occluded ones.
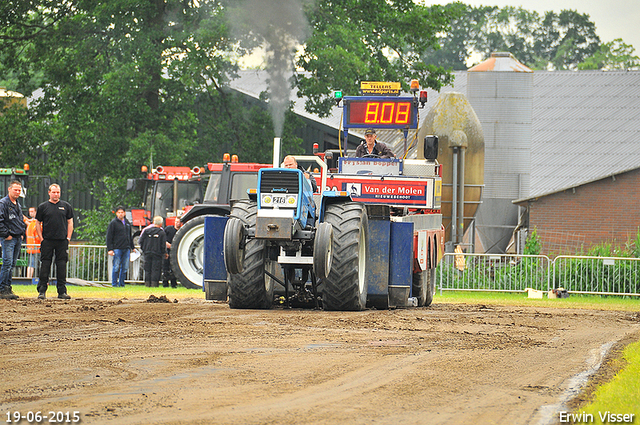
[25,206,41,279]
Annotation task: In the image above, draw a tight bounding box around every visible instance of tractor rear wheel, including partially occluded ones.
[413,268,436,307]
[170,216,206,289]
[227,200,276,309]
[322,202,368,311]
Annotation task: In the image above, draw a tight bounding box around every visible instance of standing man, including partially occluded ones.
[162,217,181,288]
[36,184,74,300]
[140,216,166,287]
[0,181,27,300]
[106,206,135,287]
[26,206,41,280]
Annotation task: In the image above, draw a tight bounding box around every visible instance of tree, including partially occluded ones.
[422,5,603,71]
[540,10,600,70]
[296,0,463,117]
[578,39,640,70]
[0,0,248,180]
[0,102,46,168]
[1,0,460,174]
[195,89,303,165]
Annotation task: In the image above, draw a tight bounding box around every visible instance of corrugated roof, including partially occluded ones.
[229,69,640,200]
[527,70,640,199]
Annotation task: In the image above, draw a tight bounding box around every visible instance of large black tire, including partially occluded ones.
[170,215,206,289]
[313,222,333,280]
[322,202,368,311]
[223,217,246,275]
[413,268,436,307]
[227,200,276,309]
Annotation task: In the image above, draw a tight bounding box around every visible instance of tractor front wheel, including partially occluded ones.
[223,217,246,275]
[227,200,277,309]
[313,222,333,280]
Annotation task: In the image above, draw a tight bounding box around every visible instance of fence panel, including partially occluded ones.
[552,256,640,296]
[438,253,551,293]
[9,245,640,296]
[12,244,146,285]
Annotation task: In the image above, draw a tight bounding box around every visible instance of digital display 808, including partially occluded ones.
[344,97,417,129]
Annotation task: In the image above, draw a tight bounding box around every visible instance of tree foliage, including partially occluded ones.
[423,4,604,71]
[0,0,460,176]
[578,39,640,70]
[296,0,464,117]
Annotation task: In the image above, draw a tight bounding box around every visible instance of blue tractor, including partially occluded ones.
[223,158,371,310]
[217,80,444,311]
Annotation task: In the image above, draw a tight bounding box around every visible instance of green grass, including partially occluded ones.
[579,340,640,421]
[11,285,640,310]
[436,290,640,312]
[11,283,205,300]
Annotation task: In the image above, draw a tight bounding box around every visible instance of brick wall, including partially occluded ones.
[523,168,640,255]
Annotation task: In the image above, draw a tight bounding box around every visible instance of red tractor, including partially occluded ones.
[126,165,206,240]
[169,155,273,289]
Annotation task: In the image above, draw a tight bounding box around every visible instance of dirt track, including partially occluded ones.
[1,297,639,425]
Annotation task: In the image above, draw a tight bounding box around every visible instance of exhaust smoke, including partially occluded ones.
[229,0,310,139]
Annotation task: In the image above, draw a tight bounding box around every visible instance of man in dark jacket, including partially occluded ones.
[0,180,27,299]
[140,216,167,287]
[162,217,181,288]
[106,206,135,287]
[354,128,396,158]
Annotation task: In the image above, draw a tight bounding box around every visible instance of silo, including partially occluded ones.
[417,92,484,246]
[467,52,533,253]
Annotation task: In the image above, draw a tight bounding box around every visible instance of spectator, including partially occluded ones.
[140,216,166,287]
[106,206,135,287]
[162,217,181,288]
[0,180,27,300]
[26,206,41,280]
[36,184,74,300]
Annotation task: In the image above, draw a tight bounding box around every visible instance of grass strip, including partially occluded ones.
[577,340,640,422]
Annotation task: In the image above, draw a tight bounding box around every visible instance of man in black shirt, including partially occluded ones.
[36,184,74,300]
[162,217,181,288]
[140,216,167,287]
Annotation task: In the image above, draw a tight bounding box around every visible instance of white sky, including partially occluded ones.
[422,0,640,51]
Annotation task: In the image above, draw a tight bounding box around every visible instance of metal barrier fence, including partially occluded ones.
[7,245,640,295]
[552,255,640,296]
[438,253,551,293]
[10,244,145,285]
[438,252,640,297]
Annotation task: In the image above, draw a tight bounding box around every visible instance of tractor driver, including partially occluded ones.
[355,128,396,158]
[282,155,318,193]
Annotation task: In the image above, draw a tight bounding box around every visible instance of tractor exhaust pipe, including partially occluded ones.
[273,137,281,168]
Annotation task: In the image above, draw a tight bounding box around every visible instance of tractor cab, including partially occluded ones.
[127,165,205,230]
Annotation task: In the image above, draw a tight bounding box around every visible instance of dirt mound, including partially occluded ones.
[146,294,177,303]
